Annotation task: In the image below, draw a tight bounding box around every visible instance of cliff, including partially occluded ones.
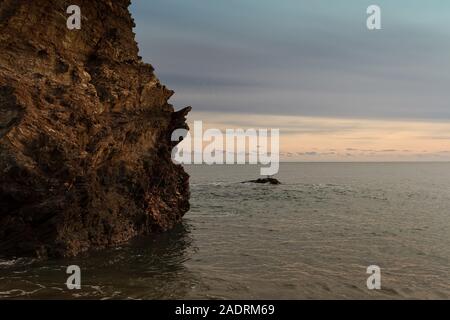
[0,0,190,258]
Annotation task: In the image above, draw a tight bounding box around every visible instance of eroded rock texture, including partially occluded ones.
[0,0,190,258]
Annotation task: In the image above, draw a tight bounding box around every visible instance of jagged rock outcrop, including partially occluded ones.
[0,0,190,258]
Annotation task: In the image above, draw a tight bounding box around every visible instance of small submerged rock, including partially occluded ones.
[242,178,281,185]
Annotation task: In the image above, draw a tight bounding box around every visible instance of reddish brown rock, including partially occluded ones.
[0,0,190,258]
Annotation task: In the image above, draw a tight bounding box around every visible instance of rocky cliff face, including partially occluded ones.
[0,0,190,258]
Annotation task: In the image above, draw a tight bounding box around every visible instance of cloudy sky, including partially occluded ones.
[130,0,450,161]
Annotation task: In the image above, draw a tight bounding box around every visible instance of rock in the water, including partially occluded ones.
[0,0,190,258]
[242,178,281,185]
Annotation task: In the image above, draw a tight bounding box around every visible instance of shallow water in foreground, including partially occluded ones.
[1,163,449,299]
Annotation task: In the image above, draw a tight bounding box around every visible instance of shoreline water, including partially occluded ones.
[1,163,449,299]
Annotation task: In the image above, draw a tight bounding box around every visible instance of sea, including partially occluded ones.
[0,163,449,299]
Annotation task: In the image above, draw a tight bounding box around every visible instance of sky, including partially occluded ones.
[130,0,450,161]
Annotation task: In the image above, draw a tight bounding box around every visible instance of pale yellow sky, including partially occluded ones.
[186,111,450,161]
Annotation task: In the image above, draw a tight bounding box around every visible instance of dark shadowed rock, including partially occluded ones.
[0,0,190,258]
[242,178,281,185]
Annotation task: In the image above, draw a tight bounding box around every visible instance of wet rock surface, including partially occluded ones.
[0,0,190,258]
[242,178,281,185]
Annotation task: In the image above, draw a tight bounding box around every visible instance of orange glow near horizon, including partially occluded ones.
[186,111,450,161]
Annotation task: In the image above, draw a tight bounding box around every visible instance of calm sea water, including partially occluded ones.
[1,163,449,299]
